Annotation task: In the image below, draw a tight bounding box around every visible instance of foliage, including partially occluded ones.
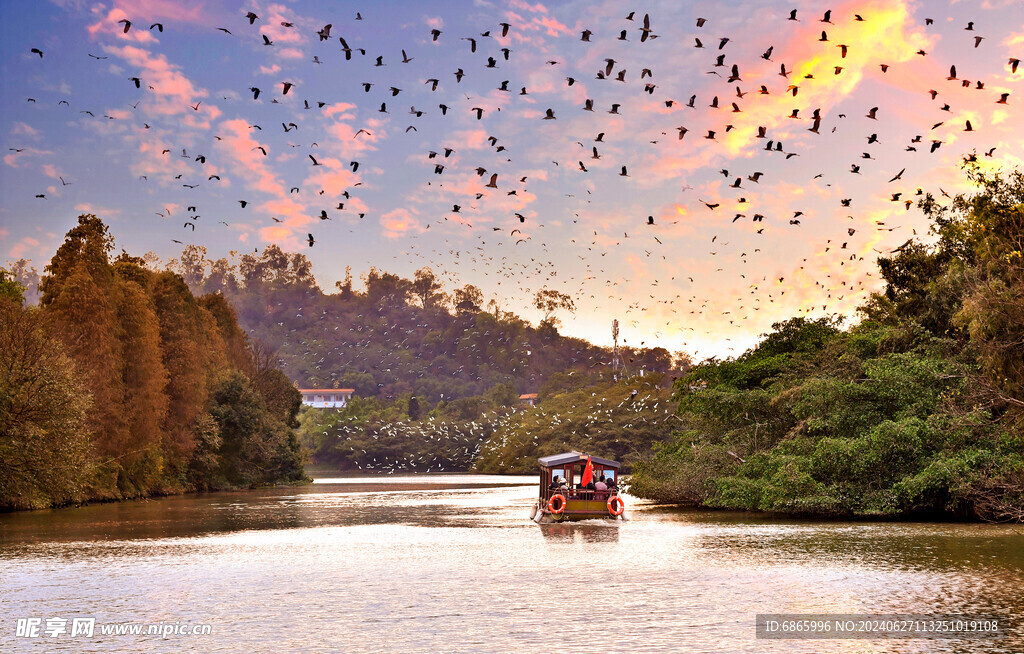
[0,299,93,510]
[174,245,675,407]
[3,215,308,511]
[472,373,676,473]
[631,168,1024,522]
[0,268,26,304]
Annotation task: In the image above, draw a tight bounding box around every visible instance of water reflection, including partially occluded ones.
[539,520,620,543]
[1,474,1022,654]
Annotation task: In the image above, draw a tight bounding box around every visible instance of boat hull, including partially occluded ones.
[531,498,623,522]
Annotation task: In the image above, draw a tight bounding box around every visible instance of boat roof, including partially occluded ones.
[538,451,620,469]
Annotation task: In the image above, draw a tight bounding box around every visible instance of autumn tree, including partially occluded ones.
[150,270,226,477]
[39,216,127,470]
[112,262,169,491]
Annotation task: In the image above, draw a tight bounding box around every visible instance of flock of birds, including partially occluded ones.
[330,388,669,474]
[9,3,1022,358]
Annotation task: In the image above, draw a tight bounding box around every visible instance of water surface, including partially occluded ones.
[1,473,1021,652]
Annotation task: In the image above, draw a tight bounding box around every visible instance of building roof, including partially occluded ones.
[298,389,355,393]
[538,451,620,469]
[519,393,538,399]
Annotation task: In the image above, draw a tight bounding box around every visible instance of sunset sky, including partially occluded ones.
[2,0,1022,359]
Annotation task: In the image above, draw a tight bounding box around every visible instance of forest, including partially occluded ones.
[629,169,1024,522]
[155,245,680,405]
[1,216,305,510]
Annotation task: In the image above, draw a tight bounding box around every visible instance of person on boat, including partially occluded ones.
[595,475,608,492]
[549,477,561,491]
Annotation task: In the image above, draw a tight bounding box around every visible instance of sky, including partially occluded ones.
[1,0,1022,360]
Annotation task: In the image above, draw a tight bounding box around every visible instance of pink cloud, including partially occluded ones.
[103,44,213,122]
[277,47,305,60]
[216,119,288,197]
[8,237,42,260]
[4,147,52,168]
[380,207,425,238]
[87,8,158,44]
[11,122,39,137]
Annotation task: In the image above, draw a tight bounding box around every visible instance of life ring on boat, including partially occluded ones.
[547,493,566,514]
[607,496,625,516]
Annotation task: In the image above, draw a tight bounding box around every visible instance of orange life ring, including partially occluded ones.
[607,496,625,516]
[548,493,566,514]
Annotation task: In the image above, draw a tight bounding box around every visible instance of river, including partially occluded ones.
[1,473,1022,653]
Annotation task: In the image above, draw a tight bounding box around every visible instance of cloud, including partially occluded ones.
[8,237,43,259]
[11,122,40,137]
[102,44,218,125]
[380,207,426,238]
[87,7,158,44]
[4,147,52,168]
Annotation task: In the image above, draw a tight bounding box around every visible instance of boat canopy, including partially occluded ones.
[537,451,620,469]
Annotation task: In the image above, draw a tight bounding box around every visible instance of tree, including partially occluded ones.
[150,271,226,477]
[335,265,355,300]
[411,267,446,309]
[207,370,304,488]
[202,257,238,295]
[0,299,92,509]
[171,244,208,294]
[363,267,410,307]
[238,245,318,292]
[41,224,127,465]
[39,214,115,307]
[0,268,25,304]
[112,268,169,491]
[533,288,575,329]
[6,260,39,304]
[929,168,1024,398]
[453,284,483,313]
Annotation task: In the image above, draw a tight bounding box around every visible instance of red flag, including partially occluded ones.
[581,456,594,487]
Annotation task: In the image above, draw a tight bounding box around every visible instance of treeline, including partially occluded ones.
[160,246,682,404]
[630,168,1024,522]
[1,215,305,511]
[296,373,676,475]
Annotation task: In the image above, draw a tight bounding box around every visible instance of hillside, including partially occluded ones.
[165,248,682,404]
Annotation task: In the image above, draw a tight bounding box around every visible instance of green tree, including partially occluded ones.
[0,268,25,304]
[411,267,446,309]
[533,288,575,330]
[0,299,93,509]
[453,284,483,313]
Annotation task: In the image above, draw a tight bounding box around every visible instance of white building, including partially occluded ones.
[299,388,354,409]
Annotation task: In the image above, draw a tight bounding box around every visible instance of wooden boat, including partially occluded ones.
[529,452,627,522]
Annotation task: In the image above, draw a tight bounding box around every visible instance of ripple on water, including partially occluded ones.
[1,475,1021,653]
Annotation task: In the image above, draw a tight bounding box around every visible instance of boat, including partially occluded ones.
[529,451,627,523]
